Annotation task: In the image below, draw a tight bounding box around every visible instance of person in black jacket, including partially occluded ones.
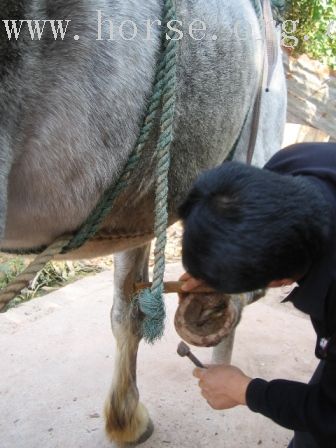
[179,142,336,448]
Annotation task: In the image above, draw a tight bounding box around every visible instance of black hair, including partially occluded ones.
[179,161,332,293]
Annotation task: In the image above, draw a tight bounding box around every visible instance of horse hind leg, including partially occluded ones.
[212,330,237,365]
[105,243,154,445]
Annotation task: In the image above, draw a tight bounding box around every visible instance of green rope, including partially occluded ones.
[136,0,178,344]
[64,0,178,344]
[250,0,262,18]
[271,0,285,9]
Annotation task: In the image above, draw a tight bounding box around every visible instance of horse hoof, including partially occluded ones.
[174,292,240,347]
[124,418,154,446]
[105,401,153,445]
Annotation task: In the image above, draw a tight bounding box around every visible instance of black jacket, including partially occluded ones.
[246,143,336,447]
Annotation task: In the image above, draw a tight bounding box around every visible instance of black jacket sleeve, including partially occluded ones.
[246,360,336,447]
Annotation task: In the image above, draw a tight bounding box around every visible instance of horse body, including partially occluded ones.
[1,0,285,252]
[0,0,286,444]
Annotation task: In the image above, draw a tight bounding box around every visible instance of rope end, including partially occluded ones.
[135,288,166,344]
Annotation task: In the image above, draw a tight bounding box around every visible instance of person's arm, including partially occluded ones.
[194,361,336,447]
[246,360,336,447]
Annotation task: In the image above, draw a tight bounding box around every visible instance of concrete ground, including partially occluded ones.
[0,263,317,448]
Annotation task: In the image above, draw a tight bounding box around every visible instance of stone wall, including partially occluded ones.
[284,53,336,142]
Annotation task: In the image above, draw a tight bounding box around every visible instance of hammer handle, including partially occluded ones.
[134,281,215,295]
[187,353,206,369]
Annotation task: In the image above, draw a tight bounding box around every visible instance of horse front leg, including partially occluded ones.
[105,243,154,445]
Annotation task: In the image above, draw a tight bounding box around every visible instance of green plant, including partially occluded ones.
[0,258,27,289]
[285,0,336,69]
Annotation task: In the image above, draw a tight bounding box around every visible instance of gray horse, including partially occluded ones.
[0,0,286,444]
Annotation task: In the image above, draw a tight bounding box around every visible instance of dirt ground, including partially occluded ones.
[0,262,318,448]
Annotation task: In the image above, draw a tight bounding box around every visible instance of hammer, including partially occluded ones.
[134,281,215,295]
[177,341,207,369]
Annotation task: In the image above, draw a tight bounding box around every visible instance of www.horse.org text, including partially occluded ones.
[1,11,335,49]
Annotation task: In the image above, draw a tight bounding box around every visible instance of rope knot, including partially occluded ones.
[136,288,166,344]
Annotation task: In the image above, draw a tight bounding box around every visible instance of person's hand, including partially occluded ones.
[179,272,205,292]
[193,364,252,410]
[178,272,207,304]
